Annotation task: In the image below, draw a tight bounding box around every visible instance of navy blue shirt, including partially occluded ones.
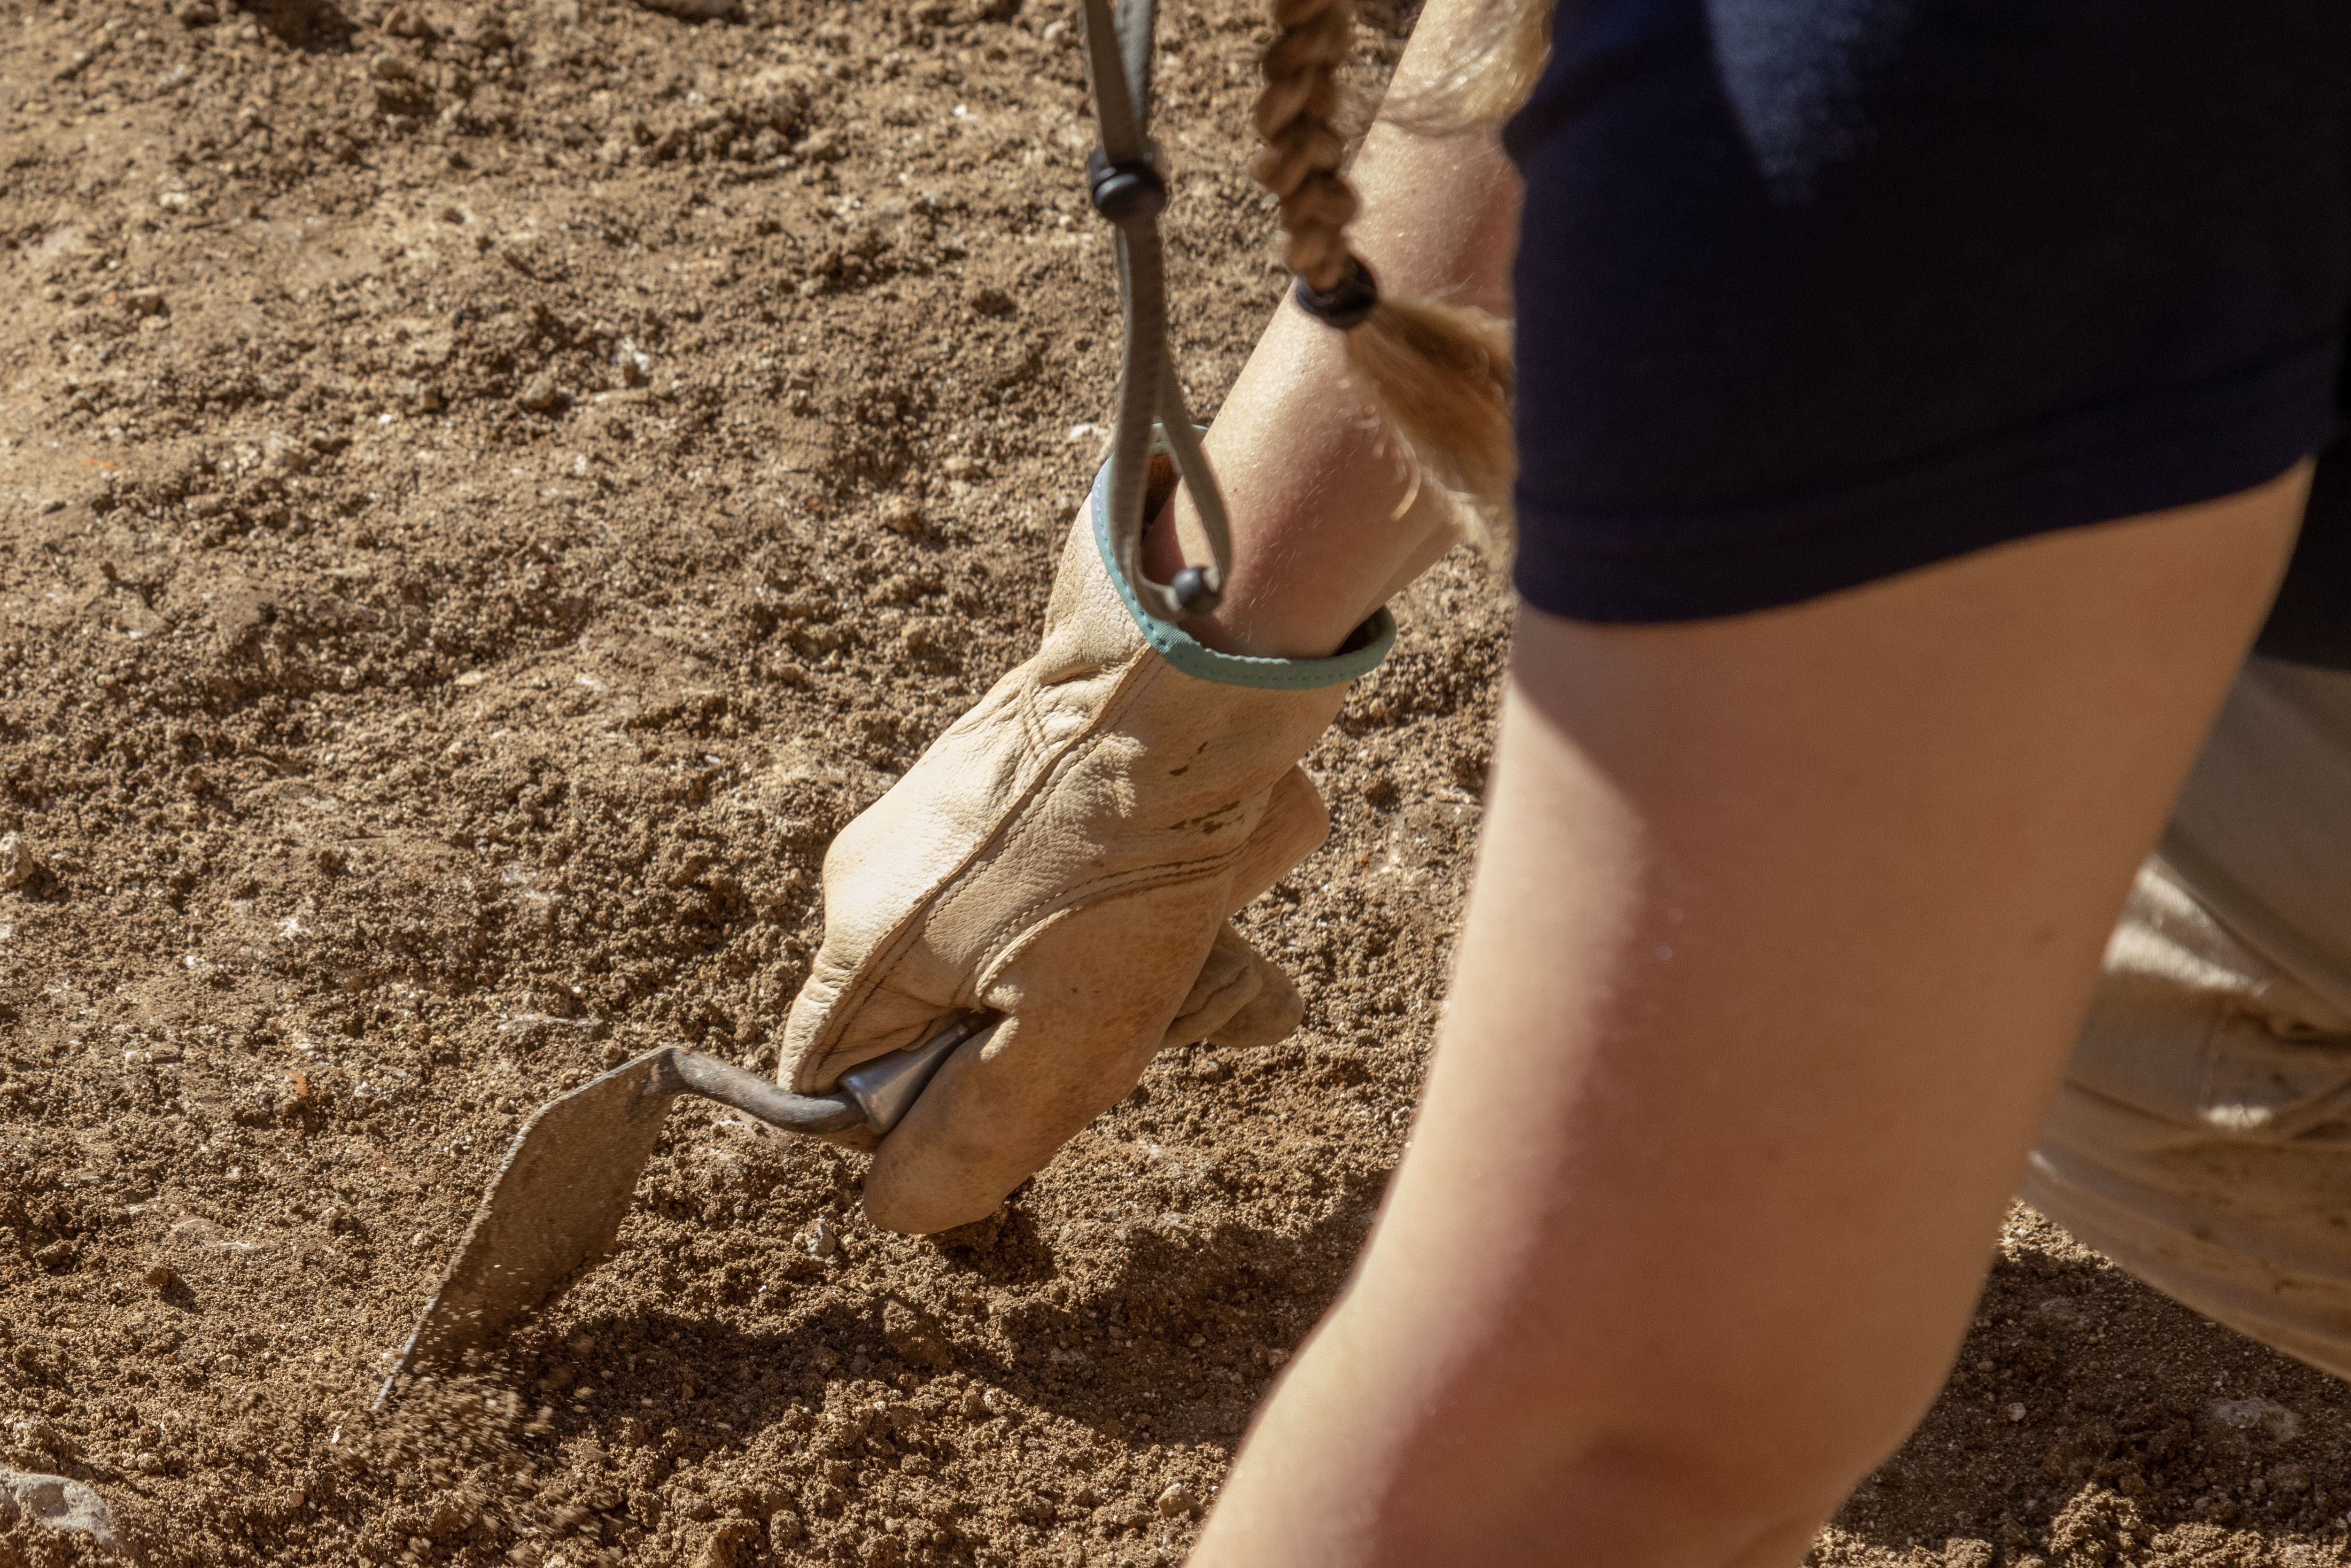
[1505,0,2351,661]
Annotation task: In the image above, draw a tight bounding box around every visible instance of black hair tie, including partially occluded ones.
[1292,253,1379,330]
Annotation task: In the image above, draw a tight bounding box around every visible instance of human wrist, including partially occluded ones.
[1094,456,1399,686]
[1145,462,1458,662]
[1141,317,1461,660]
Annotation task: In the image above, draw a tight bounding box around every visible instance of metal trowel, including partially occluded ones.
[374,1015,992,1408]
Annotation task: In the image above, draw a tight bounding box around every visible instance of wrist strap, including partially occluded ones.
[1078,0,1235,622]
[1090,442,1395,691]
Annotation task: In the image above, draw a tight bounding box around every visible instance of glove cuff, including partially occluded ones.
[1089,440,1397,691]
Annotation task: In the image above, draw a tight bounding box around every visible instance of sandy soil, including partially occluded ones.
[0,0,2348,1562]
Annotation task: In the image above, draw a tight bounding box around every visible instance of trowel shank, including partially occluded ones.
[653,1015,985,1137]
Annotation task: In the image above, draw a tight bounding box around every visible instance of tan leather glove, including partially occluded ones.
[780,454,1395,1234]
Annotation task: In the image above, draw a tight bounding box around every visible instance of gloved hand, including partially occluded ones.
[780,451,1395,1234]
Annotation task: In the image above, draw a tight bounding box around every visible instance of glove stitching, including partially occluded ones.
[915,781,1267,1011]
[970,866,1242,1022]
[983,841,1255,971]
[799,646,1161,1075]
[850,676,1273,1051]
[946,652,1275,957]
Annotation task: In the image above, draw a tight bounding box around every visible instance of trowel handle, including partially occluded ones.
[653,1015,993,1137]
[834,1014,993,1132]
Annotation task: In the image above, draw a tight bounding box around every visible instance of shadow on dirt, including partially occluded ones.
[236,0,355,50]
[522,1179,1385,1465]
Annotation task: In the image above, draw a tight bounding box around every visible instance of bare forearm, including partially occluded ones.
[1147,12,1523,660]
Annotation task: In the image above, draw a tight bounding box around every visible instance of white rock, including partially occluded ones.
[0,831,35,889]
[1,1469,132,1559]
[1156,1482,1196,1518]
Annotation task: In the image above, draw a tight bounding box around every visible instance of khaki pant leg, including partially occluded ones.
[2025,657,2351,1382]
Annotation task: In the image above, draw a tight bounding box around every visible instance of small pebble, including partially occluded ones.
[1156,1483,1196,1518]
[516,372,564,412]
[7,1420,60,1453]
[0,831,36,889]
[878,497,923,535]
[2007,1403,2027,1422]
[142,1260,178,1290]
[804,1218,838,1259]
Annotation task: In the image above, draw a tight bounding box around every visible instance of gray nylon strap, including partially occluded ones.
[1080,0,1147,163]
[1116,0,1156,136]
[1079,0,1234,621]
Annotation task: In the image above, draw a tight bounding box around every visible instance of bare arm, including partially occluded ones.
[1191,469,2307,1565]
[1145,1,1523,660]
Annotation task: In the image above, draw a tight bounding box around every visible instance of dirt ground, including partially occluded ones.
[0,0,2348,1562]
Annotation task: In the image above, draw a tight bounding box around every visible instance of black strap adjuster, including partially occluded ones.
[1087,145,1169,223]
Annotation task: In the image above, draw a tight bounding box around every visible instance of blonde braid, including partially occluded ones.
[1252,0,1519,554]
[1255,0,1358,293]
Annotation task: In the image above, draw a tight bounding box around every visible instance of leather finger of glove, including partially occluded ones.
[1164,922,1306,1051]
[785,957,957,1078]
[1223,764,1330,915]
[1161,765,1318,1055]
[860,877,1229,1234]
[777,961,955,1151]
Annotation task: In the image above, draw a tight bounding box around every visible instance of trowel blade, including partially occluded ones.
[376,1051,677,1406]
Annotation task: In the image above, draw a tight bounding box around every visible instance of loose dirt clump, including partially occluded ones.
[0,0,2346,1563]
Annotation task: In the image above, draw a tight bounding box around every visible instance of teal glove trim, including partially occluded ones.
[1089,447,1397,691]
